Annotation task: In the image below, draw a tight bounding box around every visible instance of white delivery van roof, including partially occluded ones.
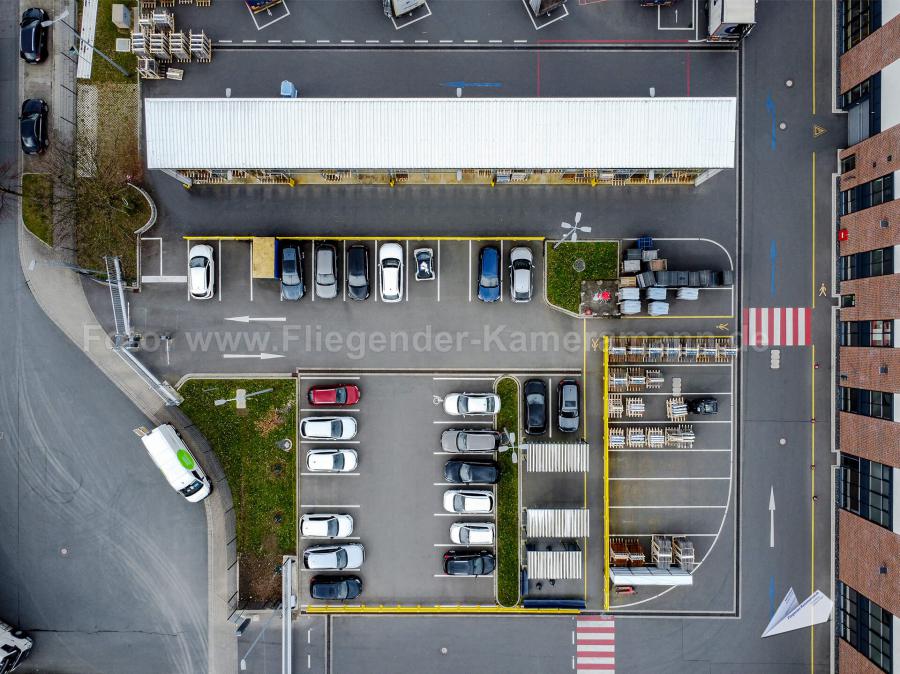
[142,424,196,489]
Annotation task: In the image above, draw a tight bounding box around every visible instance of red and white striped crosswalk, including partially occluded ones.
[576,617,615,671]
[743,307,811,347]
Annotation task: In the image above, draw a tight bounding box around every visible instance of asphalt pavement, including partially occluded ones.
[0,9,209,674]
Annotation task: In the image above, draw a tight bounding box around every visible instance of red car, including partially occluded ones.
[307,384,360,406]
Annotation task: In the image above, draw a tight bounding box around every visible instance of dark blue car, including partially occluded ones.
[477,246,501,302]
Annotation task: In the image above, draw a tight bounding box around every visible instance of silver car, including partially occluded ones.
[303,543,365,570]
[443,489,494,514]
[441,429,503,453]
[450,522,495,546]
[509,246,533,303]
[315,244,338,299]
[300,513,354,538]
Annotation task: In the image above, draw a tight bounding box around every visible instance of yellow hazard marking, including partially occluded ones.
[813,125,826,138]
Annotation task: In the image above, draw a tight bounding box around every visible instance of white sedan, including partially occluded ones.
[300,416,358,440]
[306,449,358,473]
[188,244,214,300]
[378,242,404,303]
[443,489,494,514]
[450,522,495,545]
[443,393,501,416]
[300,513,354,538]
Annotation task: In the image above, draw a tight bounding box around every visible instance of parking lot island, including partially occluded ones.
[494,376,521,607]
[545,240,619,315]
[179,377,297,607]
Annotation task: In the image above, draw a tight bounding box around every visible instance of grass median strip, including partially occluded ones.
[21,174,53,246]
[495,376,520,607]
[179,379,296,605]
[546,241,619,314]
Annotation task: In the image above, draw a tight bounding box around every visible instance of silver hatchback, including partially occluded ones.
[509,246,533,303]
[315,244,338,299]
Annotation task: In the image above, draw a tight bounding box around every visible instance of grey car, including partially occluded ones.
[441,429,503,453]
[557,379,580,433]
[508,246,534,302]
[280,243,305,301]
[315,244,338,299]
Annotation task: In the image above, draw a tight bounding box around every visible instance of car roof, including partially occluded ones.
[480,247,499,270]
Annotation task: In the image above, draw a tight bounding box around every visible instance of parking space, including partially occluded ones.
[298,372,509,607]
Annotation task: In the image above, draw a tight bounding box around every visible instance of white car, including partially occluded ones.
[188,244,214,300]
[378,242,404,303]
[300,513,354,538]
[306,449,358,473]
[443,489,494,514]
[443,393,501,416]
[450,522,495,545]
[303,543,365,570]
[300,416,358,440]
[509,246,534,303]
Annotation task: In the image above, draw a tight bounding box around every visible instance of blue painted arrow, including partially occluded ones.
[769,576,776,619]
[769,240,777,296]
[765,94,777,150]
[441,81,503,89]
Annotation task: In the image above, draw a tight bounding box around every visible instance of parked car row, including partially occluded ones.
[523,378,582,436]
[302,384,365,600]
[476,245,535,303]
[20,9,51,155]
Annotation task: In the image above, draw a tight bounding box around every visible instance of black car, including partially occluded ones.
[280,243,305,300]
[687,397,719,415]
[20,8,48,64]
[557,379,580,433]
[443,550,495,576]
[523,378,547,435]
[20,99,48,155]
[346,244,369,300]
[443,460,500,485]
[310,575,362,601]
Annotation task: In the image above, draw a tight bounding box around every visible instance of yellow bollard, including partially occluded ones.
[289,178,296,187]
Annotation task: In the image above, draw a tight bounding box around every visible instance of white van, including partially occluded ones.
[140,425,211,503]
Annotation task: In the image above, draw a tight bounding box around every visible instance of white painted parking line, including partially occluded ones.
[433,376,496,381]
[514,39,528,43]
[366,39,379,43]
[433,574,494,578]
[311,240,316,303]
[249,239,254,302]
[342,240,347,302]
[142,276,187,283]
[300,472,360,477]
[300,408,360,413]
[299,375,362,380]
[433,543,494,548]
[499,240,504,302]
[468,240,472,302]
[547,376,553,439]
[433,452,456,456]
[300,504,360,508]
[374,239,379,303]
[218,239,222,302]
[186,240,191,301]
[302,535,361,540]
[299,440,361,444]
[432,420,493,425]
[433,482,495,487]
[405,239,410,302]
[436,240,441,302]
[434,512,490,517]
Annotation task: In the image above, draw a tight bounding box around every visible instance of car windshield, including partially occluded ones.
[527,394,543,407]
[330,420,342,436]
[481,273,499,288]
[562,387,578,410]
[459,528,470,545]
[472,557,484,574]
[335,549,348,568]
[189,256,207,268]
[383,259,400,269]
[21,26,36,54]
[454,494,466,511]
[180,479,204,497]
[332,453,344,470]
[460,465,473,482]
[326,519,338,536]
[335,388,347,404]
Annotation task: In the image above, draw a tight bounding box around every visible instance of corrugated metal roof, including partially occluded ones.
[144,98,736,170]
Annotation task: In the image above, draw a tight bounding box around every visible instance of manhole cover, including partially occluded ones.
[573,259,586,272]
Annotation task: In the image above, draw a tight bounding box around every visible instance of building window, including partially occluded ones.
[844,75,881,145]
[871,320,893,347]
[840,386,893,420]
[841,294,856,308]
[840,454,892,529]
[841,155,857,173]
[840,0,881,52]
[839,247,895,280]
[837,582,893,672]
[841,173,894,215]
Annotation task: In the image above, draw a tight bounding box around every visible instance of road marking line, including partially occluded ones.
[390,39,404,43]
[217,239,222,302]
[268,39,281,43]
[489,39,502,43]
[298,375,362,380]
[341,39,355,43]
[299,440,361,444]
[468,240,472,302]
[317,40,331,43]
[433,574,494,578]
[219,39,233,43]
[300,504,360,508]
[514,39,528,43]
[300,408,360,413]
[242,40,257,43]
[433,513,490,517]
[432,420,493,425]
[433,376,496,381]
[366,39,379,43]
[300,472,360,477]
[440,39,453,43]
[292,39,306,43]
[464,39,478,43]
[415,39,428,43]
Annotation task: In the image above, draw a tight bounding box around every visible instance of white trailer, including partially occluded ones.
[0,620,32,673]
[707,0,756,42]
[383,0,426,18]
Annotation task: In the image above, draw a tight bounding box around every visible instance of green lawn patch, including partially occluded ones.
[79,0,137,83]
[495,376,520,607]
[179,379,296,604]
[546,241,619,314]
[22,174,53,246]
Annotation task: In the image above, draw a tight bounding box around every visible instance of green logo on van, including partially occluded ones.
[177,449,195,470]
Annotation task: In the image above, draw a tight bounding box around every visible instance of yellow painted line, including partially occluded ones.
[304,606,580,614]
[602,335,610,612]
[182,236,253,241]
[810,344,816,674]
[622,315,735,320]
[275,236,545,242]
[812,152,816,309]
[812,0,816,116]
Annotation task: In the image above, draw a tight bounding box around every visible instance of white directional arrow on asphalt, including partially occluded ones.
[225,316,287,323]
[222,353,285,360]
[769,486,776,548]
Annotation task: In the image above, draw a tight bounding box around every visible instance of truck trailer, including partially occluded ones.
[383,0,426,18]
[707,0,756,41]
[0,620,32,673]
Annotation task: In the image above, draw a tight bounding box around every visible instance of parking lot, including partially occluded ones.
[297,371,580,607]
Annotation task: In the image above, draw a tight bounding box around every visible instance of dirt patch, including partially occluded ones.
[240,552,283,606]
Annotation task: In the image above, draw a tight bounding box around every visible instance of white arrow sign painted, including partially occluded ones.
[222,353,285,360]
[225,316,287,323]
[769,487,776,548]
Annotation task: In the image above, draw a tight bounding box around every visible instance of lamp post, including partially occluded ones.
[42,10,131,78]
[553,212,593,249]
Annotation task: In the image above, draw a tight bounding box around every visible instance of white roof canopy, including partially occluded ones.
[145,97,736,171]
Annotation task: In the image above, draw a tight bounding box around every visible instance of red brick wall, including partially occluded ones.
[839,638,886,674]
[839,347,900,391]
[838,125,900,189]
[840,276,900,321]
[840,14,900,93]
[839,199,900,255]
[839,511,900,616]
[839,414,900,465]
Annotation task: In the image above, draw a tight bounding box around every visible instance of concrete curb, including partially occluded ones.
[16,210,238,674]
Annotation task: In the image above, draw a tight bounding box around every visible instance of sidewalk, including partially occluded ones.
[16,0,237,665]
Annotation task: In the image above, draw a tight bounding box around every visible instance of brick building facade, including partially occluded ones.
[835,1,900,672]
